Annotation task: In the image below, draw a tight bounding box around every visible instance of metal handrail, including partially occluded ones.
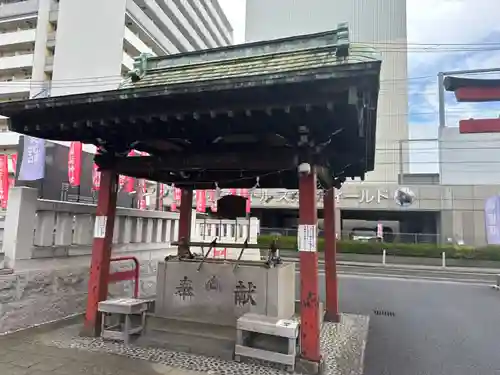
[109,256,140,298]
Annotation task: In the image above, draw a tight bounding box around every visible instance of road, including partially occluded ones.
[295,271,500,375]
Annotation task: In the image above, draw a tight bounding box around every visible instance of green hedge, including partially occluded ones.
[257,235,500,261]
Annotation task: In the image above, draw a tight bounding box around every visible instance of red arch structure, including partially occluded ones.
[444,76,500,133]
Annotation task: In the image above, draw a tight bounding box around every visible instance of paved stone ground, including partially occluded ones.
[0,329,199,375]
[8,313,368,375]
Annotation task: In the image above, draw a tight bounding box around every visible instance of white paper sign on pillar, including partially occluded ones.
[94,216,107,238]
[297,224,317,252]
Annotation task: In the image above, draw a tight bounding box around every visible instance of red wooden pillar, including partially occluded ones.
[298,168,321,363]
[324,188,339,322]
[178,188,193,240]
[82,170,118,336]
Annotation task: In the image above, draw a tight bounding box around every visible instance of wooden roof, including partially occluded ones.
[0,25,382,190]
[119,43,375,91]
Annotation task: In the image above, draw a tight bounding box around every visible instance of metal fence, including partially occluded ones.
[259,227,441,245]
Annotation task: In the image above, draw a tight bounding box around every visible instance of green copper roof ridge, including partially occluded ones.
[146,27,348,64]
[145,23,351,71]
[117,44,382,89]
[144,43,351,75]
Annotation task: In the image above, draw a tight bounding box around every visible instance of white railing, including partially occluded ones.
[0,79,31,96]
[1,187,260,267]
[191,216,260,260]
[32,199,179,258]
[193,217,258,243]
[0,29,36,47]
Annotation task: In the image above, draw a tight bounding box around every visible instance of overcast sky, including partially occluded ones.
[219,0,500,173]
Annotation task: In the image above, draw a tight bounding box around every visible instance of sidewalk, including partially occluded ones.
[0,313,369,375]
[0,329,206,375]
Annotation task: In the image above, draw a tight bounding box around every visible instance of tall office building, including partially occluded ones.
[245,0,408,183]
[0,0,232,149]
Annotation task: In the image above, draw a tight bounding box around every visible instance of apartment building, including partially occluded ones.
[0,0,233,146]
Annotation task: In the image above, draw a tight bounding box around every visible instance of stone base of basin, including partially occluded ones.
[155,260,296,326]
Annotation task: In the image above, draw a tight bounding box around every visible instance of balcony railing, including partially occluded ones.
[0,0,38,18]
[0,53,33,71]
[0,29,36,47]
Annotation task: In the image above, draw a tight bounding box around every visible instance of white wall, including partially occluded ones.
[408,125,439,174]
[245,0,408,183]
[440,126,500,185]
[51,0,128,96]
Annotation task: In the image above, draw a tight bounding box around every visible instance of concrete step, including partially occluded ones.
[137,315,236,360]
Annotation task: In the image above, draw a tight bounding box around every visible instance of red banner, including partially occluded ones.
[68,142,82,187]
[10,153,17,176]
[209,189,217,212]
[158,184,165,211]
[137,151,148,209]
[213,248,227,259]
[196,190,206,212]
[0,155,9,209]
[92,163,101,191]
[123,175,134,193]
[119,174,127,189]
[137,179,147,210]
[229,188,237,195]
[239,188,251,213]
[174,187,182,201]
[120,150,136,192]
[171,186,181,211]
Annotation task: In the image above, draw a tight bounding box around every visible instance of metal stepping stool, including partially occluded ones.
[235,313,299,372]
[98,298,150,344]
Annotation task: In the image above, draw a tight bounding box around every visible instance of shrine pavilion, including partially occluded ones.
[0,24,381,373]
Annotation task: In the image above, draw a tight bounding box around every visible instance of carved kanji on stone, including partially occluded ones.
[234,281,257,306]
